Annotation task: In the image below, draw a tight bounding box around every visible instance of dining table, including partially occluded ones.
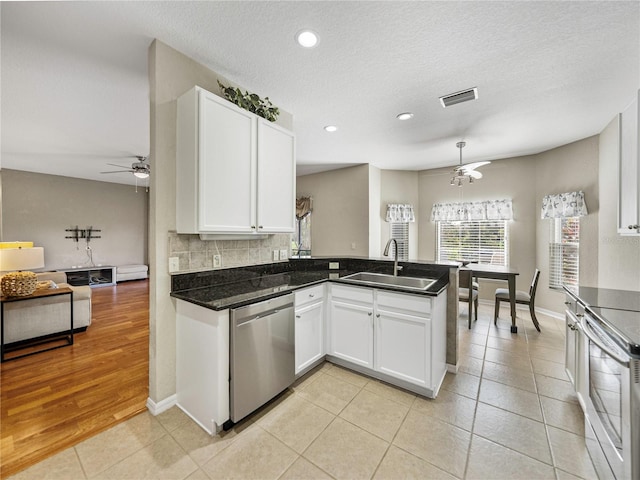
[464,263,521,333]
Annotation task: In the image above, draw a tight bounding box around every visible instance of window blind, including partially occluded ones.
[549,217,579,288]
[389,223,409,261]
[437,220,508,266]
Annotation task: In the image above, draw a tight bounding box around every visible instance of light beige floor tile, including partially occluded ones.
[184,469,211,480]
[9,447,86,480]
[485,347,532,372]
[459,330,488,347]
[548,426,598,479]
[411,388,476,431]
[473,402,552,464]
[169,416,240,466]
[458,355,484,377]
[373,445,457,480]
[531,357,570,381]
[278,457,332,480]
[298,371,361,414]
[459,342,486,360]
[482,360,537,393]
[535,374,579,404]
[75,411,167,477]
[339,389,409,441]
[156,406,194,434]
[440,371,481,399]
[488,325,529,342]
[291,368,326,392]
[554,468,585,480]
[303,417,388,480]
[202,427,297,480]
[364,379,416,407]
[393,409,470,478]
[487,336,530,354]
[323,365,370,387]
[258,395,334,453]
[528,345,565,364]
[466,435,556,480]
[93,434,198,480]
[479,378,543,421]
[540,396,584,436]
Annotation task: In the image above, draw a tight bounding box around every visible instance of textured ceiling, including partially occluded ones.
[1,1,639,185]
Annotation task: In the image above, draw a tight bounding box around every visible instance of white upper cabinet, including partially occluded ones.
[176,86,295,235]
[618,89,640,235]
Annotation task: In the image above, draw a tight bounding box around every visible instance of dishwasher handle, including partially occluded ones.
[231,293,294,326]
[236,307,292,327]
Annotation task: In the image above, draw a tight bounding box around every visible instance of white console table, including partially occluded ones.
[58,266,116,287]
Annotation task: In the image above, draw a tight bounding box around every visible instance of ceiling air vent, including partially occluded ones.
[439,87,478,108]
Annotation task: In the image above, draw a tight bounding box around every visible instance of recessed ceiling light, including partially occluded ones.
[396,112,414,121]
[324,125,338,132]
[295,30,319,48]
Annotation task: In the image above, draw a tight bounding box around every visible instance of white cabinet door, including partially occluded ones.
[199,90,257,233]
[329,300,374,369]
[295,301,324,374]
[618,90,640,235]
[375,308,430,388]
[257,120,296,233]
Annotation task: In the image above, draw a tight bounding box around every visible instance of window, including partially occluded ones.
[437,220,509,266]
[389,223,409,261]
[549,217,579,288]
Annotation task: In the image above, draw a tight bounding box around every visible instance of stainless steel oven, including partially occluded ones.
[581,310,640,480]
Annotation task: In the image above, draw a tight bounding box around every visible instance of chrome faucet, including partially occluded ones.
[383,238,400,276]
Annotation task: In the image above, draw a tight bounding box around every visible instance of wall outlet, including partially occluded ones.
[279,249,287,260]
[273,249,279,261]
[213,254,221,268]
[168,257,179,273]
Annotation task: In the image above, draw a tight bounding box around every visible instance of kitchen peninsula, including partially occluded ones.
[171,257,455,434]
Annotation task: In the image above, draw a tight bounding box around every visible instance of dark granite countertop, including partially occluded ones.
[171,259,451,311]
[564,285,640,356]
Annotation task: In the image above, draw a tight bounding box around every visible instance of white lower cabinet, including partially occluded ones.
[329,301,374,369]
[294,285,325,375]
[328,283,447,397]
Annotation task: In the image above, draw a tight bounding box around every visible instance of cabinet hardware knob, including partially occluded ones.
[295,315,301,318]
[376,314,380,318]
[630,224,640,229]
[576,313,584,318]
[251,225,256,229]
[309,294,315,298]
[564,301,571,305]
[368,312,372,316]
[258,225,263,229]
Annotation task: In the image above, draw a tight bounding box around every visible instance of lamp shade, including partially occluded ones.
[0,247,45,272]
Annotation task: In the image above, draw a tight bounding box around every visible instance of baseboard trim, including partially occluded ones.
[477,299,563,320]
[446,363,458,374]
[146,394,177,416]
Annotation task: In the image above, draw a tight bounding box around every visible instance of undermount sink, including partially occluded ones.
[340,272,437,291]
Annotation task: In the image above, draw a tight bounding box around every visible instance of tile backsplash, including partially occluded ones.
[168,232,292,273]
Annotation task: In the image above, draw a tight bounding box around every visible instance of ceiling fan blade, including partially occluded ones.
[467,170,483,179]
[461,161,491,171]
[100,170,133,174]
[107,163,131,169]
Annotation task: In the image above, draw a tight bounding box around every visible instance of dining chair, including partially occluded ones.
[494,269,541,332]
[459,268,478,329]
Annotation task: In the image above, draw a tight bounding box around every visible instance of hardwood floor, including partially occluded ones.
[0,279,149,478]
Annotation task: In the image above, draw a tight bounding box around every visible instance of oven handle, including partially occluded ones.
[581,315,630,368]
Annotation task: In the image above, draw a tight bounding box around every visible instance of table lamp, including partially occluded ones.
[0,245,45,296]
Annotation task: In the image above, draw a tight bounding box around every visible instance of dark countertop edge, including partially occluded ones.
[563,286,640,357]
[171,272,449,311]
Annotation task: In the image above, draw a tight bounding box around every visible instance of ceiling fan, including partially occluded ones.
[101,156,150,179]
[450,141,490,187]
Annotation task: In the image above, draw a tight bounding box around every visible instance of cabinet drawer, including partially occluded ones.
[295,285,324,308]
[376,290,431,317]
[331,284,373,304]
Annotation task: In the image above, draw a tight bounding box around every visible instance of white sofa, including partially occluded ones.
[1,272,92,344]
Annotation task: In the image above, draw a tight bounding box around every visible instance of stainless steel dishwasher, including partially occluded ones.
[229,293,295,423]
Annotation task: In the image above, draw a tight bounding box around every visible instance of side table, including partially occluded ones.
[1,287,74,362]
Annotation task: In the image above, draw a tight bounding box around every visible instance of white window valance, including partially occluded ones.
[541,191,587,219]
[430,199,513,222]
[386,204,415,223]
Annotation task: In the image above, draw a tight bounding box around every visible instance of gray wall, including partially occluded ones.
[380,170,420,260]
[1,169,148,269]
[148,40,294,404]
[296,164,371,257]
